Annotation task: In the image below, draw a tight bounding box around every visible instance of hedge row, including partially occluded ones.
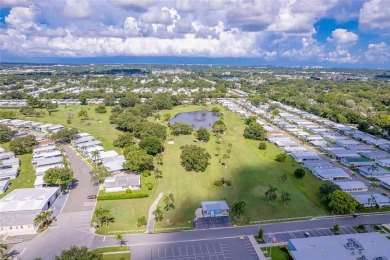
[97,193,148,201]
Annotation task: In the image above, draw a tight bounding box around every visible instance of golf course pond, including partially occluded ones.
[169,110,220,130]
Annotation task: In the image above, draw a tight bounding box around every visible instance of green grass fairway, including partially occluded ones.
[0,142,35,199]
[16,104,328,232]
[18,105,123,152]
[152,105,327,229]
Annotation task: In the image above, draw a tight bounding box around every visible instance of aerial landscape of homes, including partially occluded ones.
[0,63,389,260]
[1,0,390,258]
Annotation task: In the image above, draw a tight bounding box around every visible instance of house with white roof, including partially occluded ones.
[0,187,60,235]
[0,180,10,194]
[332,180,368,192]
[340,157,374,168]
[377,176,390,190]
[312,167,351,180]
[103,175,141,192]
[101,156,126,173]
[291,151,321,162]
[351,192,390,208]
[358,166,390,178]
[376,158,390,167]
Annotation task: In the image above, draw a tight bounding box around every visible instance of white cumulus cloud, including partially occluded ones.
[63,0,91,19]
[359,0,390,30]
[327,29,358,44]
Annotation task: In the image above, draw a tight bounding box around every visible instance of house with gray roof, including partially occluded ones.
[358,166,390,178]
[0,157,20,169]
[0,179,10,194]
[288,232,390,260]
[328,149,361,160]
[377,176,390,190]
[76,140,102,149]
[35,156,63,168]
[302,160,335,170]
[101,156,125,173]
[332,180,368,192]
[291,151,321,162]
[0,152,16,160]
[33,145,57,154]
[103,175,141,192]
[312,167,351,180]
[0,168,19,180]
[340,157,374,168]
[359,150,390,160]
[376,158,390,167]
[351,192,390,208]
[73,135,94,144]
[0,187,60,235]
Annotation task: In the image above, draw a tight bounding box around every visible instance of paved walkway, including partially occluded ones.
[146,192,164,233]
[248,236,268,260]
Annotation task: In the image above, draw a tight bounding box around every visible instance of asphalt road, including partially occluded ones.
[9,145,98,260]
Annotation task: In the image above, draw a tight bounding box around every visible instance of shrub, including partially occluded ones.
[147,183,153,190]
[125,189,132,194]
[275,152,287,162]
[97,192,148,201]
[226,180,232,186]
[258,142,267,150]
[137,216,147,227]
[142,170,151,177]
[214,180,222,187]
[294,168,306,179]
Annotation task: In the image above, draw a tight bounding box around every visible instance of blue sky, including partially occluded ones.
[0,0,389,68]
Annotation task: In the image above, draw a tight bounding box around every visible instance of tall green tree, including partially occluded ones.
[123,147,154,172]
[43,167,73,191]
[0,243,7,258]
[113,133,135,148]
[115,234,126,247]
[180,145,211,172]
[328,190,359,214]
[243,123,266,140]
[170,122,193,135]
[95,207,115,231]
[0,124,16,143]
[139,136,164,155]
[9,135,38,155]
[54,246,103,260]
[51,128,78,143]
[196,127,210,142]
[78,109,89,120]
[34,210,53,229]
[212,120,226,134]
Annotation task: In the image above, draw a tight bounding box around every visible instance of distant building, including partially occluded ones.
[288,232,390,260]
[332,180,368,192]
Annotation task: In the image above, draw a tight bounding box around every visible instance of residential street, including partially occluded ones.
[9,145,98,260]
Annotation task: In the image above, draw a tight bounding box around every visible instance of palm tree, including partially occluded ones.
[370,194,377,208]
[91,149,100,165]
[332,223,340,234]
[231,201,246,218]
[163,193,175,211]
[34,210,53,229]
[153,206,164,222]
[95,207,115,231]
[368,164,379,178]
[0,243,7,257]
[115,234,125,247]
[154,168,163,179]
[80,145,87,155]
[281,191,291,205]
[265,185,278,202]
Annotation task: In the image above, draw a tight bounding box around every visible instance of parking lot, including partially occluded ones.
[266,226,357,243]
[131,237,259,260]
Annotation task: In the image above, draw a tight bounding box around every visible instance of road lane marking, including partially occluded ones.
[103,236,106,242]
[20,248,27,255]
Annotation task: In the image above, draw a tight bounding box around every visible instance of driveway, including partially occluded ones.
[9,145,98,260]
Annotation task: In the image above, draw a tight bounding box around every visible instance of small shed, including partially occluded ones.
[201,201,229,217]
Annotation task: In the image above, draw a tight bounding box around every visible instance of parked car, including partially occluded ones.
[353,213,361,218]
[87,195,97,199]
[304,232,310,237]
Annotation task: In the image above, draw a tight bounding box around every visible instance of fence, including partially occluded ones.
[107,229,145,234]
[250,216,313,225]
[155,226,191,232]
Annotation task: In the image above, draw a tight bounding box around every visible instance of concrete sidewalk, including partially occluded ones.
[248,235,268,260]
[146,192,163,234]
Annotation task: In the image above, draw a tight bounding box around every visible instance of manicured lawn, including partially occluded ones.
[92,246,130,260]
[18,105,123,153]
[152,105,327,229]
[263,246,291,260]
[0,142,35,199]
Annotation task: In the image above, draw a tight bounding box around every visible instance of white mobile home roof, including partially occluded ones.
[0,187,60,212]
[313,167,350,180]
[302,160,335,169]
[104,175,141,188]
[36,156,63,167]
[291,151,321,160]
[332,180,368,192]
[33,145,57,154]
[351,193,390,206]
[0,168,18,179]
[284,146,308,153]
[35,164,64,175]
[74,135,95,144]
[289,232,390,260]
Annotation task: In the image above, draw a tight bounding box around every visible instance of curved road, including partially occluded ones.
[9,145,390,260]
